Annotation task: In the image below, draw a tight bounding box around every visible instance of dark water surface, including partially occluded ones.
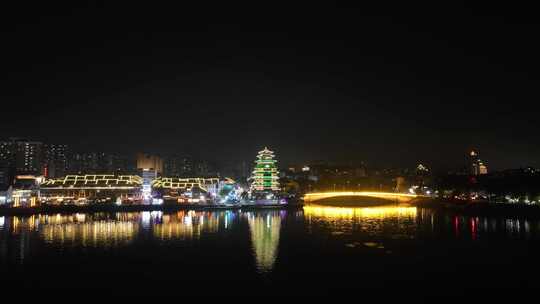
[1,205,539,296]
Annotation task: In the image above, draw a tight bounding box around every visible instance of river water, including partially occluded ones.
[1,205,539,296]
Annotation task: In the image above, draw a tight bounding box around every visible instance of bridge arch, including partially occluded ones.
[303,192,421,204]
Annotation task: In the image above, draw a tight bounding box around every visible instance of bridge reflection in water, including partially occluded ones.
[303,204,418,238]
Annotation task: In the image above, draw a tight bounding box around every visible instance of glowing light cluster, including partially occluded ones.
[247,212,281,273]
[250,147,280,192]
[303,205,418,219]
[304,191,420,203]
[152,177,220,191]
[41,175,143,189]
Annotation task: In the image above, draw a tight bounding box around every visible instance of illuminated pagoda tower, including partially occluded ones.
[250,147,280,192]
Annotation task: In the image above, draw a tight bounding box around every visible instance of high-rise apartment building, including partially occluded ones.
[43,144,69,178]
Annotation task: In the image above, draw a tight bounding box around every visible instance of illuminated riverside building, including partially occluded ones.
[11,175,42,207]
[152,177,223,204]
[137,153,164,201]
[40,175,143,205]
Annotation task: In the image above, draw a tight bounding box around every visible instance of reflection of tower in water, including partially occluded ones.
[247,212,281,273]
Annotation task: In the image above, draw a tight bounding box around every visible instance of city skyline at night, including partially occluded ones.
[1,3,540,171]
[2,2,540,298]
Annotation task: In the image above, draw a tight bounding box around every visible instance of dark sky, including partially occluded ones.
[1,2,539,170]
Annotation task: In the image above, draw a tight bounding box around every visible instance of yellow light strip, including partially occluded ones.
[304,205,417,219]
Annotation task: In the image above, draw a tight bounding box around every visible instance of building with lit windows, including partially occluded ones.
[469,150,489,176]
[250,147,280,192]
[0,138,44,175]
[40,175,143,205]
[43,144,69,178]
[16,140,43,175]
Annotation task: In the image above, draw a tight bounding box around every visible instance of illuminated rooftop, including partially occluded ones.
[41,175,143,189]
[152,177,220,191]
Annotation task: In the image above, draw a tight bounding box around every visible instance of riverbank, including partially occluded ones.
[0,203,302,216]
[414,199,540,218]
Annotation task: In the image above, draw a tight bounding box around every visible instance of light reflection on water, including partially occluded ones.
[153,210,235,241]
[1,206,540,272]
[246,211,281,273]
[303,205,418,239]
[416,208,540,240]
[303,204,540,241]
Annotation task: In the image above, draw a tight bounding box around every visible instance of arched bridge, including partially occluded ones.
[303,192,422,204]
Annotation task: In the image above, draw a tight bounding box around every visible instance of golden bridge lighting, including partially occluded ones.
[303,191,421,203]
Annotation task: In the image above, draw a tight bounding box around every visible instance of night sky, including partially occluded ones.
[2,3,539,171]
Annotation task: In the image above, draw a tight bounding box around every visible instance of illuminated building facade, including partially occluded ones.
[40,175,143,205]
[141,169,157,200]
[152,177,222,204]
[250,147,280,192]
[469,151,489,176]
[137,153,164,202]
[11,175,42,207]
